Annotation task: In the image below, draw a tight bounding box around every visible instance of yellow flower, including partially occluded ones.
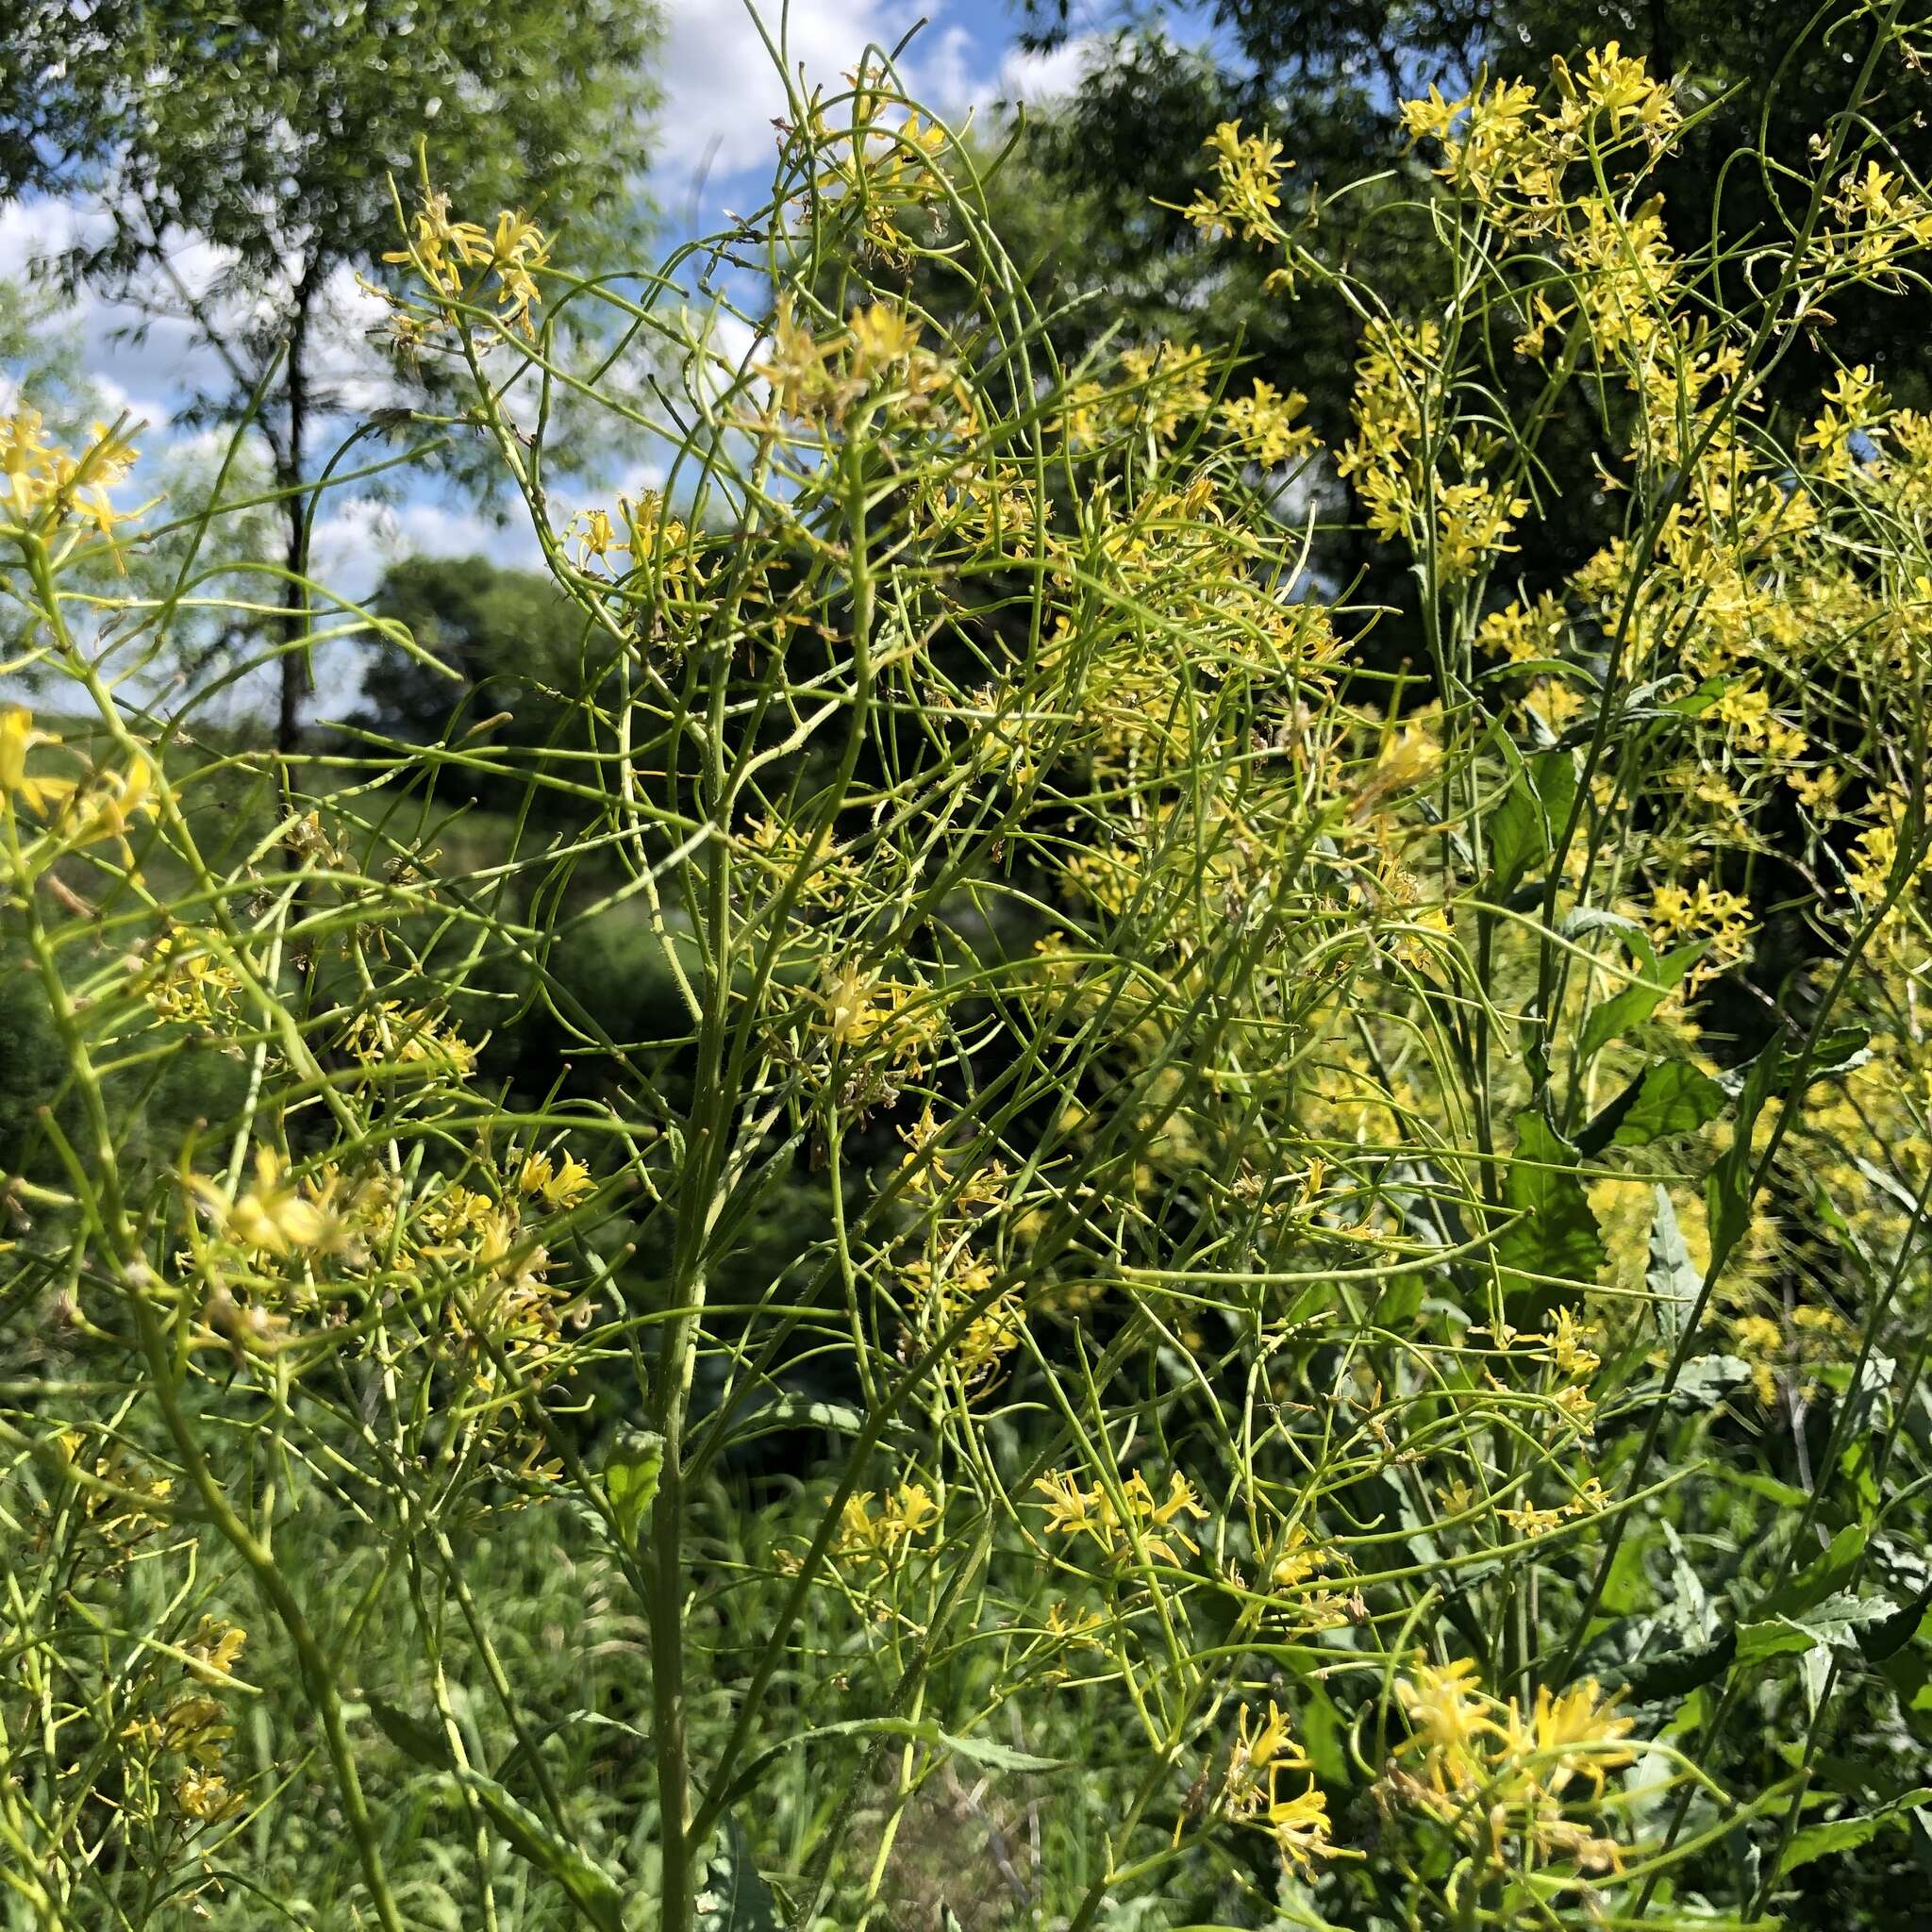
[1,402,57,516]
[1396,1657,1493,1791]
[1218,379,1317,468]
[1576,42,1676,132]
[1436,477,1529,578]
[1503,1679,1634,1800]
[1266,1780,1337,1874]
[833,1480,941,1567]
[345,1002,480,1077]
[1034,1467,1207,1566]
[0,708,71,818]
[184,1616,249,1684]
[1546,1308,1600,1378]
[1129,1469,1209,1563]
[385,191,548,330]
[60,748,158,853]
[199,1147,335,1257]
[1270,1523,1326,1590]
[1502,1499,1569,1535]
[519,1151,596,1210]
[175,1768,246,1823]
[1035,1468,1108,1540]
[0,408,142,541]
[1184,121,1289,247]
[846,302,922,376]
[575,507,619,566]
[757,296,836,418]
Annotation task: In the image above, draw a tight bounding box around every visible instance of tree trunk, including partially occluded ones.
[276,266,320,762]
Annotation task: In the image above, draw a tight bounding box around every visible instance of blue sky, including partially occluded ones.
[0,1,1140,619]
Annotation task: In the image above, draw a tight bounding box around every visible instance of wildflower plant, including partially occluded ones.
[5,11,1932,1932]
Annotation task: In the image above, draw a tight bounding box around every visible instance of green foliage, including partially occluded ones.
[0,0,661,746]
[6,14,1932,1932]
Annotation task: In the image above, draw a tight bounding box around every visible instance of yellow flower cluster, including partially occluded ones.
[120,1616,255,1829]
[517,1150,596,1212]
[384,193,551,333]
[1183,120,1290,248]
[1,405,142,546]
[571,491,696,591]
[902,1252,1025,1386]
[1400,43,1678,220]
[1827,158,1932,274]
[756,296,967,432]
[819,957,927,1047]
[1336,318,1527,581]
[0,707,158,863]
[1649,878,1752,989]
[1034,1466,1208,1567]
[344,1000,481,1079]
[1217,378,1318,469]
[139,928,245,1030]
[833,1481,940,1568]
[1387,1658,1634,1880]
[193,1147,336,1259]
[1219,1700,1341,1875]
[801,76,951,264]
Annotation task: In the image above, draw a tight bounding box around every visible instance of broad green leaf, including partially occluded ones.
[1576,941,1703,1067]
[369,1698,627,1930]
[454,1768,629,1932]
[1859,1578,1932,1662]
[1666,675,1728,716]
[1721,1469,1810,1510]
[1646,1186,1702,1348]
[1778,1790,1932,1875]
[1671,1355,1750,1406]
[1610,1060,1727,1147]
[367,1694,456,1771]
[1617,1631,1737,1703]
[1766,1525,1866,1621]
[1487,746,1577,898]
[1576,1059,1726,1155]
[696,1813,781,1932]
[604,1428,665,1549]
[1736,1589,1896,1665]
[1494,1113,1606,1310]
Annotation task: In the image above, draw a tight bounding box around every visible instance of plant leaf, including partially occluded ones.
[1487,746,1576,898]
[604,1428,665,1550]
[1576,1059,1727,1156]
[368,1697,628,1929]
[696,1813,781,1932]
[1617,1631,1737,1703]
[1495,1113,1605,1311]
[455,1768,629,1932]
[1707,1027,1871,1276]
[1576,942,1703,1066]
[1778,1790,1932,1875]
[367,1694,456,1772]
[1646,1186,1703,1348]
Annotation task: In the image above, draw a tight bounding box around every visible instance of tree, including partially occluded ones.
[354,553,589,777]
[1,278,282,686]
[1009,0,1932,616]
[0,0,661,754]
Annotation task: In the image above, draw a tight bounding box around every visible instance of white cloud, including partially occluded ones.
[989,33,1105,107]
[309,493,540,608]
[651,0,991,188]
